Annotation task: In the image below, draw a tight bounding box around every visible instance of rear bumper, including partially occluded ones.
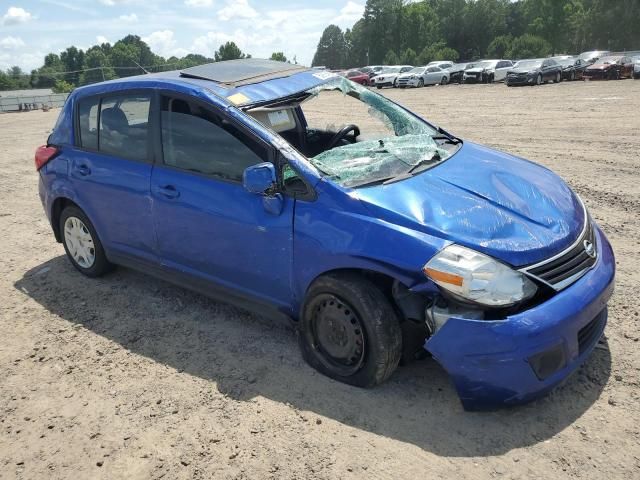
[425,225,615,410]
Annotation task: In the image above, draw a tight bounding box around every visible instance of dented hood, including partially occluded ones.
[354,142,585,267]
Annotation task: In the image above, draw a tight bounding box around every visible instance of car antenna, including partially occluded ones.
[133,60,150,75]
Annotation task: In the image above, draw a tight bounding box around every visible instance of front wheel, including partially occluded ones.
[418,78,424,87]
[536,74,542,86]
[441,76,448,85]
[298,273,402,388]
[571,71,576,81]
[60,206,114,277]
[555,72,561,83]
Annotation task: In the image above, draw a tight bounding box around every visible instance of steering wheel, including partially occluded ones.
[327,124,360,150]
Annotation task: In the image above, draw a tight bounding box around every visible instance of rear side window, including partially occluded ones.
[99,95,150,162]
[160,96,267,182]
[78,98,99,150]
[76,93,151,162]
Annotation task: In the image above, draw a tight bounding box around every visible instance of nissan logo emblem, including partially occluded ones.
[584,240,596,259]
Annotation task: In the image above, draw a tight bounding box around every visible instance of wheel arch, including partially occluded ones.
[50,196,81,242]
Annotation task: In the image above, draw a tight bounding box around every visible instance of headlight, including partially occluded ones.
[423,245,538,307]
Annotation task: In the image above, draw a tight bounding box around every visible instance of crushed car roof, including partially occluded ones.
[74,59,337,109]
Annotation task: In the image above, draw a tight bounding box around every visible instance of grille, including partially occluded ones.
[521,218,597,291]
[578,311,605,355]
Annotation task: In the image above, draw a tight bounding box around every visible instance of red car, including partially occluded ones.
[583,55,635,80]
[343,69,369,86]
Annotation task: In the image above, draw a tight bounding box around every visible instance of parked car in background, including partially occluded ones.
[583,55,634,80]
[361,65,384,79]
[371,65,413,88]
[342,69,370,86]
[36,58,615,411]
[506,58,562,86]
[463,60,513,83]
[396,66,450,87]
[578,50,610,64]
[446,63,476,84]
[426,61,454,70]
[633,56,640,79]
[552,56,589,81]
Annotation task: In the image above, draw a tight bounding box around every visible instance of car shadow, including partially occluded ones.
[14,256,612,457]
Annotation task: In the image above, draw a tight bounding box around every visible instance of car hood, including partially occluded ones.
[587,64,612,70]
[354,142,585,267]
[398,72,419,79]
[465,67,487,73]
[509,67,538,74]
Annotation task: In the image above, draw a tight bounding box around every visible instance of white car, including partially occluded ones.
[371,65,414,88]
[396,66,450,87]
[463,59,514,83]
[427,61,454,70]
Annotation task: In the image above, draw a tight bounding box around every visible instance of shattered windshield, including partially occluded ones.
[297,77,456,188]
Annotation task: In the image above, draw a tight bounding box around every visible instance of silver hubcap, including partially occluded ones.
[64,217,96,268]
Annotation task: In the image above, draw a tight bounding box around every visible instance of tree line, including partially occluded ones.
[0,35,291,92]
[312,0,640,69]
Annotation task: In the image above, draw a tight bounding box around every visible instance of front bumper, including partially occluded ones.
[506,75,534,86]
[397,78,420,88]
[425,225,615,410]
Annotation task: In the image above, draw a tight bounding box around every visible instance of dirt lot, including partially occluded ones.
[1,80,639,480]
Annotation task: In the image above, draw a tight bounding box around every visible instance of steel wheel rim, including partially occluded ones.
[310,294,366,376]
[64,217,96,268]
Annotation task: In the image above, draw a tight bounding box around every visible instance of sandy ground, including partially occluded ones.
[1,80,639,480]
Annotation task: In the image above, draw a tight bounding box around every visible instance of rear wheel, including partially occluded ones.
[298,273,402,388]
[60,206,114,277]
[555,72,561,83]
[440,76,448,85]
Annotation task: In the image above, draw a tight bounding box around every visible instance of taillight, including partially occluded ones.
[35,145,59,171]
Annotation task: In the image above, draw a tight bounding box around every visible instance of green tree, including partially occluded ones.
[487,35,513,58]
[418,43,459,65]
[214,42,247,62]
[80,47,117,85]
[270,52,288,62]
[312,25,347,68]
[507,34,552,59]
[52,79,74,93]
[60,46,85,84]
[401,48,418,65]
[0,71,15,90]
[383,49,399,65]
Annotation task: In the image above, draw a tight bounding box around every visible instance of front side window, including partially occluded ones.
[160,96,267,181]
[99,95,151,162]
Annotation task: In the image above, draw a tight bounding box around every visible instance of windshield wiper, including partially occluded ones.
[433,126,462,144]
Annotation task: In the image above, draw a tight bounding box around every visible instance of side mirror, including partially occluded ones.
[243,162,276,195]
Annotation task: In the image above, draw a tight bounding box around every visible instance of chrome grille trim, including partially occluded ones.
[519,199,597,291]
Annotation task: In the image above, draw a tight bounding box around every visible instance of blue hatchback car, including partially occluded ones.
[37,59,615,410]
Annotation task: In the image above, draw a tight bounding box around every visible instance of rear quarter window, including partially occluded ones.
[78,97,99,150]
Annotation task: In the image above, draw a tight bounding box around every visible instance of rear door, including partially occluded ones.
[69,91,157,264]
[495,61,512,81]
[150,94,294,307]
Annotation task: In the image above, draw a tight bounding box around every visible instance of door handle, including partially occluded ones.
[155,185,180,199]
[76,165,91,176]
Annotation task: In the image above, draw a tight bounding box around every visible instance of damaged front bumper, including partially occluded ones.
[424,225,615,411]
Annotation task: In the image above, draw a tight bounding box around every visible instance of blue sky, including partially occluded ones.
[0,0,365,71]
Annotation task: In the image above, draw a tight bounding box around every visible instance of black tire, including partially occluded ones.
[298,273,402,388]
[441,76,448,85]
[418,78,424,87]
[376,85,382,89]
[60,205,114,277]
[536,74,542,86]
[571,71,576,81]
[555,72,561,83]
[488,74,494,83]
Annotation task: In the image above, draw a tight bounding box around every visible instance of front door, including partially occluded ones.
[150,94,294,307]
